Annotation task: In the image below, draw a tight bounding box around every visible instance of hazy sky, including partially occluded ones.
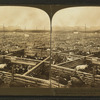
[0,6,50,30]
[0,6,100,30]
[53,7,100,28]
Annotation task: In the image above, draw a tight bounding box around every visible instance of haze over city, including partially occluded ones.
[53,7,100,31]
[0,6,50,30]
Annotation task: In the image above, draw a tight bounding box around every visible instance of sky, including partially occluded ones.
[0,6,50,30]
[0,6,100,30]
[53,7,100,29]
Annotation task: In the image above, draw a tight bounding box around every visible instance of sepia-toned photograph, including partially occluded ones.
[0,6,51,88]
[51,7,100,88]
[0,5,100,91]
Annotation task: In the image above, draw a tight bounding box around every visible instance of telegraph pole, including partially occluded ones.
[85,24,86,33]
[3,24,5,46]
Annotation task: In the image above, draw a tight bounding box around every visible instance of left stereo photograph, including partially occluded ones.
[0,6,51,88]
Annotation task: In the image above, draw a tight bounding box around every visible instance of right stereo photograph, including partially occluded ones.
[51,7,100,88]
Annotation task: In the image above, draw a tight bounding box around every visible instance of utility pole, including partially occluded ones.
[36,26,37,30]
[3,24,5,48]
[85,24,86,33]
[92,64,96,87]
[43,26,45,34]
[25,26,26,31]
[12,64,14,81]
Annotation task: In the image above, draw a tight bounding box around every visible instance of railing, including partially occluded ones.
[0,71,50,87]
[24,56,50,76]
[51,65,100,85]
[1,64,100,87]
[0,71,64,88]
[5,55,49,65]
[56,58,84,68]
[86,56,100,65]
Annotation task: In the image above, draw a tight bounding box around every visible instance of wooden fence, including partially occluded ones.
[0,70,64,88]
[51,65,100,86]
[24,56,50,76]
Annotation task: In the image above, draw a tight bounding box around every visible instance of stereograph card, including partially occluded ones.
[0,0,99,97]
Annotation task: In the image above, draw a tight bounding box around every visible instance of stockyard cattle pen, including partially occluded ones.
[51,52,100,88]
[0,49,100,88]
[0,6,100,89]
[0,54,63,88]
